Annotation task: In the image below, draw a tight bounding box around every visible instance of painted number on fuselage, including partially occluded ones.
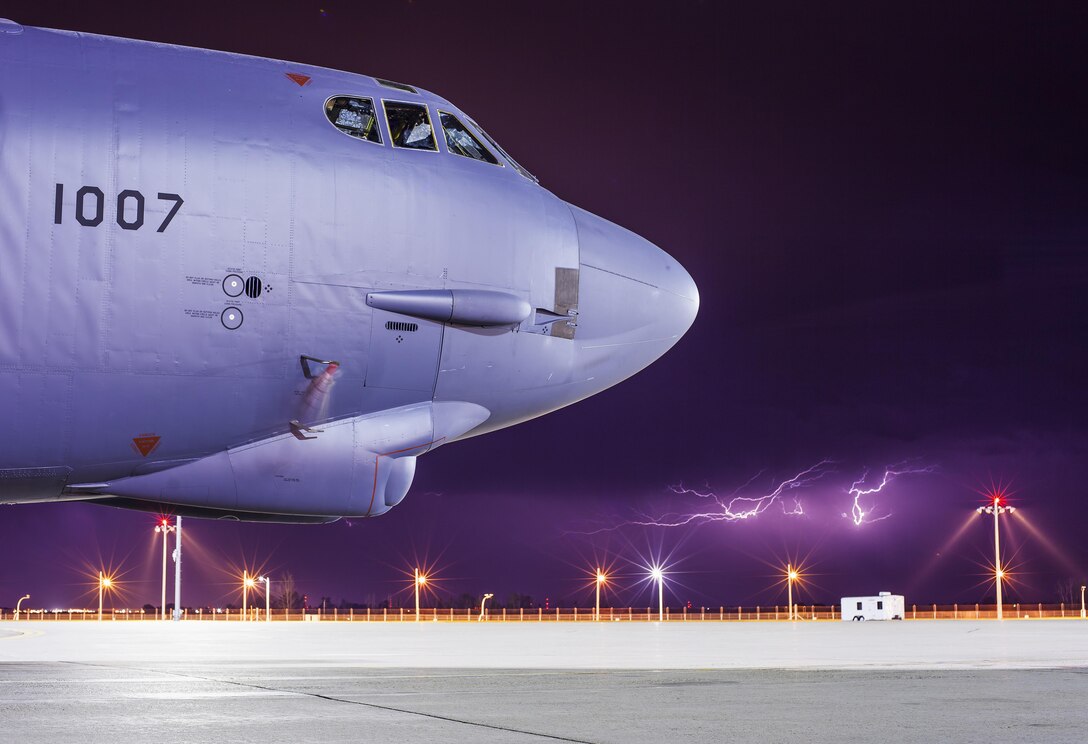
[53,184,183,233]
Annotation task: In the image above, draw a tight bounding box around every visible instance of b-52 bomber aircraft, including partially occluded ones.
[0,19,698,523]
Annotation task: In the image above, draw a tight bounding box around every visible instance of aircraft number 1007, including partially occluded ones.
[53,184,184,233]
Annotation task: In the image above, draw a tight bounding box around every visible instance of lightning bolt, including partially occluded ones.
[630,460,835,527]
[572,458,936,536]
[845,463,936,525]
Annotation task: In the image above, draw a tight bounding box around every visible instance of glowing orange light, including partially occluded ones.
[597,572,607,585]
[416,574,427,586]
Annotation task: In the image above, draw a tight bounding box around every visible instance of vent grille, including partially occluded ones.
[385,321,419,332]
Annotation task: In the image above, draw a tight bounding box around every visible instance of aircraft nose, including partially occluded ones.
[574,205,699,307]
[570,205,699,382]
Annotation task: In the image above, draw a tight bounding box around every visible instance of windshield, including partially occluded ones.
[384,101,437,151]
[440,112,499,165]
[465,115,538,182]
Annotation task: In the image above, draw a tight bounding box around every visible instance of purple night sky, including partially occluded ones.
[2,1,1086,612]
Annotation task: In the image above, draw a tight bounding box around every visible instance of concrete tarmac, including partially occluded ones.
[2,621,1087,742]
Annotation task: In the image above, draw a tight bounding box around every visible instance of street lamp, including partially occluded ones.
[595,570,607,621]
[154,518,176,620]
[257,576,270,622]
[1081,585,1085,620]
[15,591,29,622]
[414,568,427,622]
[977,495,1015,620]
[650,566,664,622]
[98,572,112,621]
[787,564,799,621]
[171,516,183,621]
[242,570,256,621]
[479,593,494,621]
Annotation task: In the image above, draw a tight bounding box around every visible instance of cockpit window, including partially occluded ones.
[465,116,538,182]
[439,111,499,165]
[383,101,437,151]
[325,96,382,144]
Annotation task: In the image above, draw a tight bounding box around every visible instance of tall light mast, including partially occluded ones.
[172,516,183,620]
[977,495,1014,619]
[154,518,176,620]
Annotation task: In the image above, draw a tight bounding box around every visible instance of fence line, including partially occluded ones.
[2,602,1083,622]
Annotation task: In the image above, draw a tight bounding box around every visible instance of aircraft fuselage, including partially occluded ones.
[0,21,698,520]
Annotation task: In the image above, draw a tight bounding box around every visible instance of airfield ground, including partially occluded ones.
[1,621,1086,742]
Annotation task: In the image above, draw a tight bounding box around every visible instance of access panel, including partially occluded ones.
[364,308,443,394]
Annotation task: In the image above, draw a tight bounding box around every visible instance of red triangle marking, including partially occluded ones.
[132,436,161,457]
[285,72,312,87]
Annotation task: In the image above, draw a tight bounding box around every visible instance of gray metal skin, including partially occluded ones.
[0,22,698,523]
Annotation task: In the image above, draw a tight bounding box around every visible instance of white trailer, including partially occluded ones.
[840,592,904,621]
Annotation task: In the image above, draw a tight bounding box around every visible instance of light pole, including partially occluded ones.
[172,515,183,620]
[787,564,799,621]
[243,571,255,621]
[154,518,176,620]
[651,567,664,621]
[977,495,1015,619]
[595,570,607,621]
[414,569,427,622]
[1081,585,1085,619]
[258,576,270,622]
[479,593,493,621]
[98,572,111,621]
[15,591,29,622]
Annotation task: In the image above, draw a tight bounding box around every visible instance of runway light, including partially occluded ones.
[594,569,609,621]
[241,570,258,621]
[783,563,806,620]
[96,571,116,621]
[413,568,428,621]
[647,565,667,621]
